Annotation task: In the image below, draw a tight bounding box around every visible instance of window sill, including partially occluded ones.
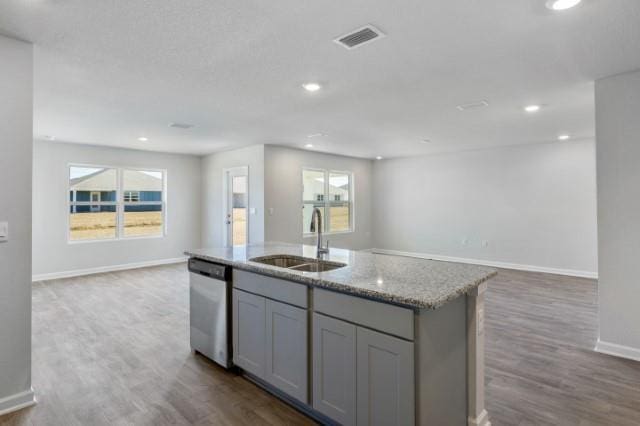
[303,230,354,238]
[68,234,166,245]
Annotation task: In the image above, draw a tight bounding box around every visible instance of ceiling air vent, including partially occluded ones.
[456,100,489,111]
[334,25,385,50]
[169,122,194,129]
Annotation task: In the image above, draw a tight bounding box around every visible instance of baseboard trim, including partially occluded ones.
[370,248,598,279]
[595,340,640,362]
[32,257,188,282]
[468,409,491,426]
[0,387,36,417]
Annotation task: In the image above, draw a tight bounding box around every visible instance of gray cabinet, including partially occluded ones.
[312,313,357,426]
[232,289,266,378]
[265,299,308,403]
[356,327,415,426]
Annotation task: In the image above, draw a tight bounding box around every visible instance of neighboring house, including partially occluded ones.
[70,169,162,213]
[305,176,349,202]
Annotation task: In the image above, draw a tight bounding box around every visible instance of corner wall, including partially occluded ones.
[32,141,202,278]
[264,145,373,250]
[0,35,35,414]
[201,145,265,247]
[371,141,598,277]
[595,69,640,360]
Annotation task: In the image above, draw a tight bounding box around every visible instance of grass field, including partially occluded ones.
[69,206,348,242]
[329,206,349,232]
[70,211,163,240]
[232,208,247,245]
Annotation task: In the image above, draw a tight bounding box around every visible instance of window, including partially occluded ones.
[124,191,140,202]
[122,169,164,238]
[69,166,166,241]
[302,168,353,234]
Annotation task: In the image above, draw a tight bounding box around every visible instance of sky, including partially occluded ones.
[70,167,161,180]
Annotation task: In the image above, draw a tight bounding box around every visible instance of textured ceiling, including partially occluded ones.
[1,0,639,157]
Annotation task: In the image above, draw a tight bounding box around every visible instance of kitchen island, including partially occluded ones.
[186,242,497,426]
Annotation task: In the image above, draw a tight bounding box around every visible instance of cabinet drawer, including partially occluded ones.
[313,289,414,340]
[233,269,308,308]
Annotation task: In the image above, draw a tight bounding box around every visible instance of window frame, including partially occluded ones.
[67,163,168,244]
[302,167,354,237]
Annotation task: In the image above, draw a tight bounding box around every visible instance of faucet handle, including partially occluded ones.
[325,240,330,251]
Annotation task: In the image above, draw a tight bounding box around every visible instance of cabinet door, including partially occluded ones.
[313,313,356,426]
[265,299,308,403]
[356,327,414,426]
[232,289,266,378]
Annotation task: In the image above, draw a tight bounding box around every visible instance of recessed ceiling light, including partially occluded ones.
[524,105,541,113]
[304,143,314,148]
[546,0,582,10]
[558,134,571,141]
[375,156,383,160]
[302,82,321,92]
[138,137,148,142]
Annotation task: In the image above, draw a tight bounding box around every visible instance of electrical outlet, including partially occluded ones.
[268,208,274,216]
[0,222,8,242]
[461,238,469,246]
[481,240,489,248]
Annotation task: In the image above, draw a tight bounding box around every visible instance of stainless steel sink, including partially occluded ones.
[249,255,311,268]
[249,255,346,272]
[288,260,346,272]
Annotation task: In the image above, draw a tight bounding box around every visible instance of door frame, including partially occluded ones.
[222,166,249,247]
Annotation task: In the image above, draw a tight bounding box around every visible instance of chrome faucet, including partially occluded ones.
[310,207,329,259]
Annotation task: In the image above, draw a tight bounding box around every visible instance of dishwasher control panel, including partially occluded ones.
[188,258,230,281]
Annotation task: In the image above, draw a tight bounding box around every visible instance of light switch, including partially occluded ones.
[268,208,274,216]
[249,208,256,215]
[0,222,8,242]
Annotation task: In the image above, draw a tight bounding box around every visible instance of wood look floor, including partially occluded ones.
[1,264,639,425]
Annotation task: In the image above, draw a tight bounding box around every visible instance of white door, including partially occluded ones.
[90,191,101,212]
[356,327,415,426]
[265,299,308,403]
[313,313,357,426]
[224,166,249,247]
[232,289,266,378]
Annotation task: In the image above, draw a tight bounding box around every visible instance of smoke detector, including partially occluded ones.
[334,25,385,50]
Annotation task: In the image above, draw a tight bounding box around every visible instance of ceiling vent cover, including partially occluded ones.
[334,25,385,50]
[456,100,489,111]
[169,122,194,129]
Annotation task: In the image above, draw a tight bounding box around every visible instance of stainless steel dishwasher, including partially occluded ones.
[188,258,232,368]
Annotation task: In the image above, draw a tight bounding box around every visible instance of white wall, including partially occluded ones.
[201,145,265,247]
[264,145,373,250]
[372,141,598,276]
[0,36,35,412]
[32,141,202,278]
[595,69,640,359]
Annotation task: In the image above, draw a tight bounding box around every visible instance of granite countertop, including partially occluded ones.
[185,242,497,309]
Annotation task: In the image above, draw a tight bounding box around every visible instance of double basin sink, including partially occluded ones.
[249,254,346,273]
